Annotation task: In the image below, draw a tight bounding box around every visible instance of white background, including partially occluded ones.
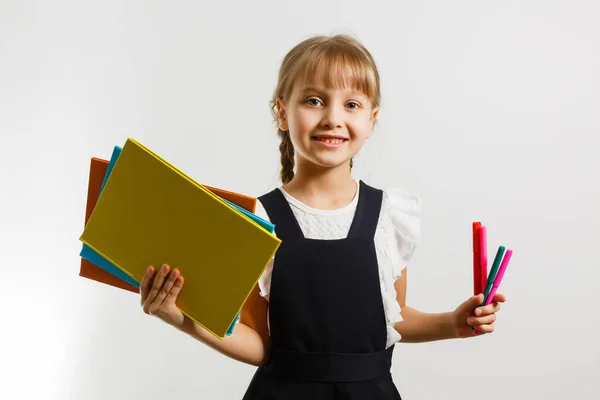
[1,1,599,399]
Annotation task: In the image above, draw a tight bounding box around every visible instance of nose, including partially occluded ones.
[320,105,343,130]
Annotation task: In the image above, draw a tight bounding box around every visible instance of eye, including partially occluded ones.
[346,101,361,110]
[306,98,322,107]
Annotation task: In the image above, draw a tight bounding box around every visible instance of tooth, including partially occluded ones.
[317,137,344,143]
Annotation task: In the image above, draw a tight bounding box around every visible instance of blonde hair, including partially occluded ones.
[270,34,381,184]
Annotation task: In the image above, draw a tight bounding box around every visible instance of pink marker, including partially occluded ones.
[484,249,512,306]
[473,248,512,335]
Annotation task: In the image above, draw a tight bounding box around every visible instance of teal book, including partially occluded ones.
[79,146,139,287]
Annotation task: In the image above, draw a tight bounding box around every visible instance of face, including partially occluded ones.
[276,77,378,170]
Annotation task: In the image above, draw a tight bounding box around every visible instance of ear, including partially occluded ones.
[368,106,379,138]
[276,98,289,132]
[370,106,379,126]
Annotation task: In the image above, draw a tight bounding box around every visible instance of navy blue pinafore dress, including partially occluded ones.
[242,181,402,400]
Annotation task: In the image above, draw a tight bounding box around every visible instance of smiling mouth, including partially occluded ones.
[312,136,348,144]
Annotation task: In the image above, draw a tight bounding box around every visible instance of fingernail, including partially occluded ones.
[475,309,481,316]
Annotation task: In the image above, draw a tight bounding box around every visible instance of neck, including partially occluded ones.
[283,158,357,210]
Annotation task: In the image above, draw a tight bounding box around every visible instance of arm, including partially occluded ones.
[179,283,271,366]
[141,265,271,367]
[393,267,458,343]
[393,267,504,342]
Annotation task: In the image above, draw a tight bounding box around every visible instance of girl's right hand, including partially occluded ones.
[140,264,185,329]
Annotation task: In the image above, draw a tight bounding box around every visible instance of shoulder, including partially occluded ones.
[362,181,421,219]
[254,186,284,224]
[371,184,422,265]
[253,198,271,222]
[382,187,421,248]
[381,187,421,218]
[252,191,277,301]
[381,186,421,240]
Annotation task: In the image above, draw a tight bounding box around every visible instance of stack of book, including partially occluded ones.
[78,138,280,339]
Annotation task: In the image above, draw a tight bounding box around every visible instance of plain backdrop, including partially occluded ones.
[1,1,599,399]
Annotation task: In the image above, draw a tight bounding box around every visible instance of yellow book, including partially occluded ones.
[79,138,281,339]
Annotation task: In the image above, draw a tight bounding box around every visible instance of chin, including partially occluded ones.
[307,155,353,170]
[295,140,358,170]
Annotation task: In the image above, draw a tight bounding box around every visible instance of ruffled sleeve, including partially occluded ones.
[254,200,275,301]
[377,188,421,347]
[384,188,421,279]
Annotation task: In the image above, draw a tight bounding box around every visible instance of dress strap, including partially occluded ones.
[347,181,383,241]
[258,188,305,241]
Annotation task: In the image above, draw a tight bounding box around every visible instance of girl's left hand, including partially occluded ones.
[452,293,506,338]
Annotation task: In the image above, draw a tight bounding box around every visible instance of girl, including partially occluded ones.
[139,34,506,399]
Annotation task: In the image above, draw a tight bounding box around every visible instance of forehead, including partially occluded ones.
[287,51,377,100]
[291,69,371,99]
[304,63,356,85]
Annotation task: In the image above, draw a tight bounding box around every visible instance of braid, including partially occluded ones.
[278,129,295,184]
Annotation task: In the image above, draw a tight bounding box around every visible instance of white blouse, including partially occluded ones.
[253,180,421,348]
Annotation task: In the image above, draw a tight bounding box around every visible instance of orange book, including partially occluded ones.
[204,184,256,215]
[79,158,139,293]
[79,157,259,294]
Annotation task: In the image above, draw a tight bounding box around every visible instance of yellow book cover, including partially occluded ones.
[79,138,281,339]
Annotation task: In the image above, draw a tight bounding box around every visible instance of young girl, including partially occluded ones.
[139,34,506,399]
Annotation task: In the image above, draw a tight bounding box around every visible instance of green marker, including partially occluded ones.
[481,245,506,305]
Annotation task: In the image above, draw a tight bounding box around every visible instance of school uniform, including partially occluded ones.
[242,180,421,400]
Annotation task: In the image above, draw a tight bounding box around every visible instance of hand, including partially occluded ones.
[140,264,185,329]
[452,293,506,338]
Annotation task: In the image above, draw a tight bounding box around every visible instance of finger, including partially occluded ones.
[145,264,170,310]
[165,275,184,304]
[475,302,501,316]
[465,294,484,311]
[468,313,496,327]
[492,293,507,303]
[473,323,495,334]
[153,268,180,307]
[139,266,155,305]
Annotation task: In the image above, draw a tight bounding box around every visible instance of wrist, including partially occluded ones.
[179,315,214,343]
[397,307,460,342]
[163,313,186,332]
[446,311,460,339]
